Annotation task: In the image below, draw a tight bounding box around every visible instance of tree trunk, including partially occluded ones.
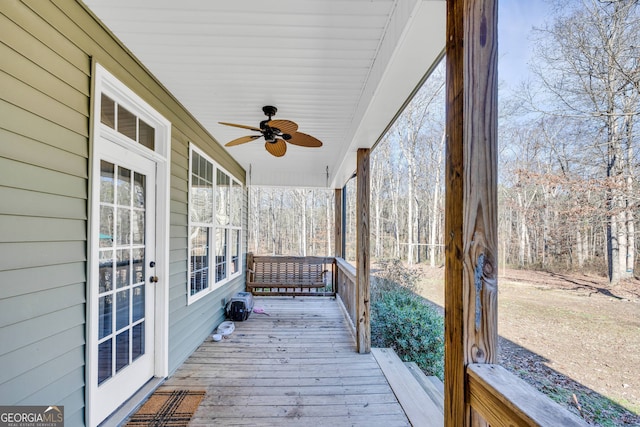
[391,174,401,258]
[609,214,620,283]
[607,110,622,284]
[626,207,635,276]
[375,191,381,258]
[371,151,384,259]
[542,188,550,268]
[622,112,635,278]
[517,193,527,267]
[429,131,445,267]
[577,228,584,268]
[407,176,415,265]
[617,209,627,279]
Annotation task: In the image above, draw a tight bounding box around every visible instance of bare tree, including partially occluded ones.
[526,0,640,283]
[371,140,390,259]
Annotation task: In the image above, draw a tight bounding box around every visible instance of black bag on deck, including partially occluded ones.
[225,292,254,321]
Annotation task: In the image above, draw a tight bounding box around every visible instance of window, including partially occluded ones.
[188,145,243,303]
[101,94,155,150]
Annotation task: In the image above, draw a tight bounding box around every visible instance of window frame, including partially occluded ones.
[187,143,243,304]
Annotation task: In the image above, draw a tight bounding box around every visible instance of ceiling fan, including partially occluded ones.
[219,106,323,157]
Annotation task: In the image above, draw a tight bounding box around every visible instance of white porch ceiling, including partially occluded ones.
[83,0,445,188]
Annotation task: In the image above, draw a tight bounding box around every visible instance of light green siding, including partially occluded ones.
[165,133,247,374]
[0,3,89,424]
[0,1,246,425]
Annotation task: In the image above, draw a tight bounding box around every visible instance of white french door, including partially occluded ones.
[90,140,157,424]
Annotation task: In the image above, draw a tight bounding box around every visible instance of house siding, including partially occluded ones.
[0,1,245,425]
[166,131,247,374]
[0,3,90,425]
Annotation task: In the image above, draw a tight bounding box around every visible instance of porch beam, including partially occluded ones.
[334,188,343,259]
[356,148,371,354]
[444,0,499,426]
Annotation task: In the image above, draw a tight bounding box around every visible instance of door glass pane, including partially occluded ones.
[132,249,145,284]
[100,161,114,203]
[99,251,114,294]
[133,173,145,208]
[132,210,145,245]
[116,249,130,288]
[100,206,114,248]
[116,289,130,331]
[115,330,130,372]
[117,105,137,141]
[117,167,131,206]
[132,322,145,361]
[98,339,112,385]
[116,208,131,245]
[132,285,145,322]
[99,296,112,339]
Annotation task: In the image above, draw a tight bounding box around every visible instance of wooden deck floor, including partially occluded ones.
[160,297,414,426]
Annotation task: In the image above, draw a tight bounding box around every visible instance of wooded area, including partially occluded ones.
[248,0,640,285]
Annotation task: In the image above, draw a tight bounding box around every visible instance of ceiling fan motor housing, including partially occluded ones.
[263,128,276,142]
[262,105,277,118]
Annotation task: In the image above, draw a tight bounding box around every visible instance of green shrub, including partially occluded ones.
[371,261,444,380]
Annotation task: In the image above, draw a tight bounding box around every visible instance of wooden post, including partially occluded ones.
[341,184,347,258]
[334,188,343,259]
[334,188,344,295]
[245,252,254,291]
[356,148,371,354]
[445,0,498,426]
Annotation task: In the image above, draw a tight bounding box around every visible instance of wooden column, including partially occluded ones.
[334,187,344,296]
[444,0,498,426]
[356,148,371,353]
[334,188,343,259]
[341,185,347,258]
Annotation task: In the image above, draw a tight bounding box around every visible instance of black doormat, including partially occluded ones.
[125,390,206,426]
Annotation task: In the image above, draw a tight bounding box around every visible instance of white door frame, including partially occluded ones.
[87,63,171,426]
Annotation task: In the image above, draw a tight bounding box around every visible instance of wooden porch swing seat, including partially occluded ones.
[246,253,334,296]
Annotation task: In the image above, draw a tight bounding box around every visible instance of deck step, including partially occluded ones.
[404,361,444,414]
[372,348,444,426]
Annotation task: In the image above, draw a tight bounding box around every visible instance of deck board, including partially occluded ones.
[372,348,444,426]
[160,297,436,426]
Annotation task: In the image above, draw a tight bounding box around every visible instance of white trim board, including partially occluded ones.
[87,63,171,427]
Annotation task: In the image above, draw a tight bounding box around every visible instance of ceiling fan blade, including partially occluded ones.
[219,121,262,132]
[265,139,287,157]
[268,119,298,135]
[225,134,262,146]
[287,132,323,148]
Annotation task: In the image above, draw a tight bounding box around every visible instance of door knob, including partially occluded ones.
[149,276,159,283]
